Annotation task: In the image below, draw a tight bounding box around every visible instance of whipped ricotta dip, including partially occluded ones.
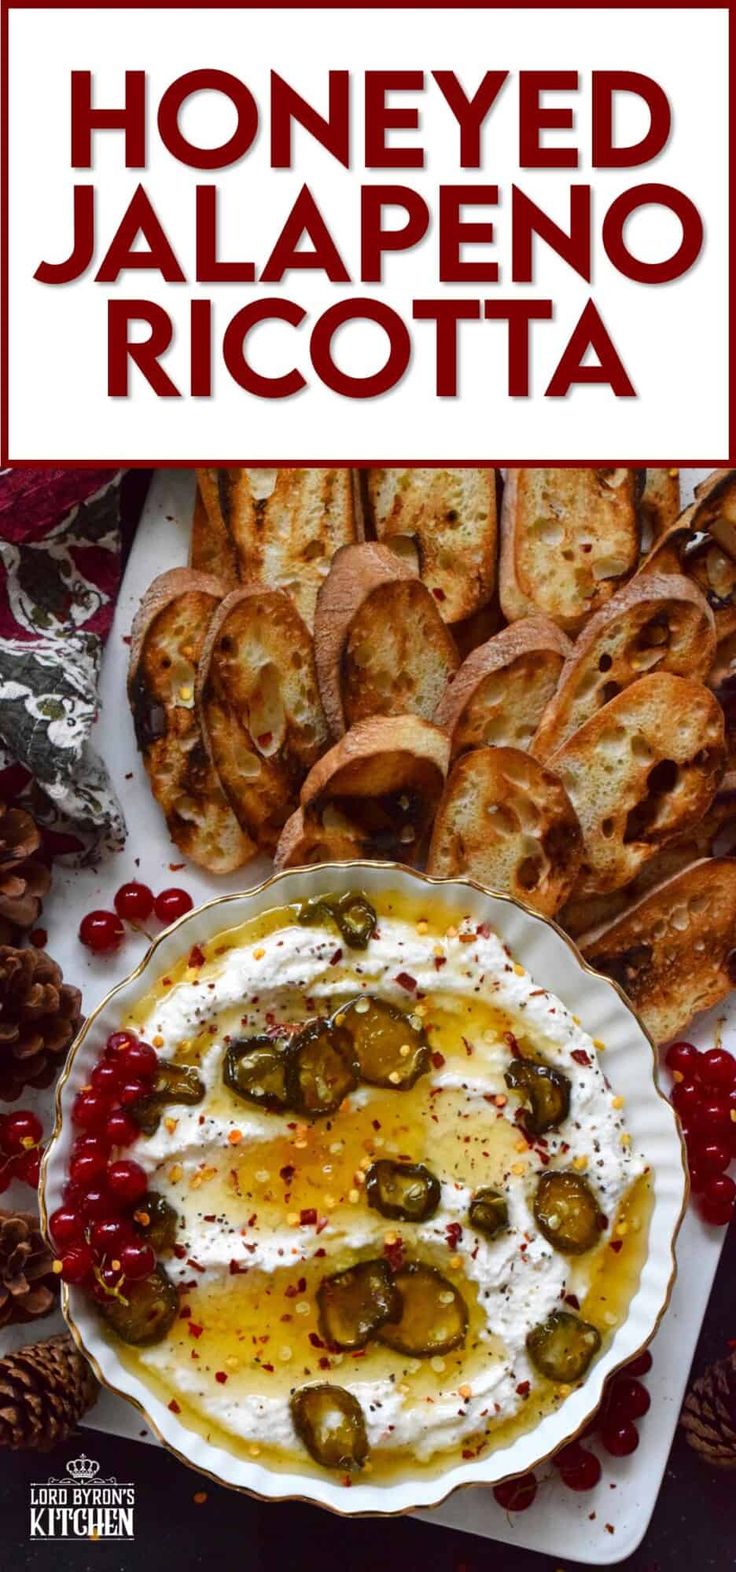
[116,891,648,1479]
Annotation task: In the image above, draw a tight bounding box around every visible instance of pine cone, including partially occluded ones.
[0,1210,58,1327]
[0,1333,98,1451]
[682,1350,736,1468]
[0,802,51,944]
[0,945,82,1101]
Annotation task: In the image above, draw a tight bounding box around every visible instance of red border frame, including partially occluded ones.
[1,0,733,468]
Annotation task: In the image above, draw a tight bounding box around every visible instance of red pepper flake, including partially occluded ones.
[299,1208,317,1226]
[318,1356,331,1370]
[214,1371,228,1384]
[173,1244,187,1260]
[371,1119,382,1131]
[314,1247,326,1258]
[309,1332,326,1349]
[572,1048,591,1067]
[330,947,343,966]
[433,587,446,601]
[179,1305,191,1319]
[187,1258,205,1273]
[257,731,273,749]
[504,1030,521,1057]
[395,971,417,992]
[188,945,206,968]
[169,863,186,871]
[433,955,447,971]
[188,1323,204,1339]
[516,1381,530,1398]
[383,1236,406,1274]
[461,1448,475,1460]
[445,1222,463,1251]
[247,1213,257,1228]
[564,1292,580,1310]
[476,922,491,939]
[351,1349,367,1359]
[285,1278,307,1298]
[609,1238,623,1253]
[229,1260,249,1275]
[161,977,172,988]
[280,1165,295,1184]
[168,1399,181,1414]
[431,1051,446,1069]
[29,927,47,948]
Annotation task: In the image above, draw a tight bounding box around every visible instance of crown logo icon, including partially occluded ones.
[65,1455,100,1483]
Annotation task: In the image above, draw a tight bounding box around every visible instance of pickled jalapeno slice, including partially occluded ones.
[339,997,429,1090]
[526,1309,601,1383]
[134,1191,178,1253]
[296,890,377,950]
[533,1171,605,1255]
[468,1187,509,1240]
[286,1019,358,1117]
[98,1265,179,1346]
[504,1060,571,1135]
[376,1262,469,1357]
[132,1061,205,1134]
[223,1034,293,1113]
[317,1258,400,1350]
[365,1160,441,1223]
[290,1383,369,1471]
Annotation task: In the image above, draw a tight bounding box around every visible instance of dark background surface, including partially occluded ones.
[3,1227,734,1572]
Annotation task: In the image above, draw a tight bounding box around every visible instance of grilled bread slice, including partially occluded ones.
[192,471,240,583]
[427,747,582,916]
[275,715,450,870]
[197,586,329,854]
[314,542,459,737]
[128,569,253,873]
[209,468,358,629]
[532,575,716,760]
[365,468,497,624]
[434,618,571,758]
[638,469,681,547]
[581,858,736,1044]
[499,468,639,632]
[272,807,366,869]
[549,672,726,895]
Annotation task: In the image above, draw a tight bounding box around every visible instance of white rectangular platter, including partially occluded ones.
[20,467,729,1564]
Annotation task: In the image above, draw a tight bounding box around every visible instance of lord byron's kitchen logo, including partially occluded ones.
[30,1454,135,1539]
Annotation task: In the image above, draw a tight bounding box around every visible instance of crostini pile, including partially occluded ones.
[128,466,736,1046]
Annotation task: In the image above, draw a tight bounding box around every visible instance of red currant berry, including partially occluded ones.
[1,1110,43,1154]
[106,1030,139,1058]
[62,1179,82,1206]
[72,1090,113,1133]
[106,1160,148,1205]
[120,1040,157,1080]
[699,1048,736,1091]
[15,1147,42,1187]
[117,1078,147,1108]
[69,1149,108,1189]
[79,910,125,954]
[89,1217,133,1256]
[607,1376,651,1422]
[626,1350,653,1378]
[665,1041,699,1076]
[688,1163,707,1195]
[49,1206,85,1248]
[154,887,193,924]
[493,1473,537,1511]
[560,1450,602,1492]
[72,1134,110,1159]
[90,1061,121,1093]
[114,882,154,921]
[700,1172,736,1226]
[96,1261,127,1293]
[104,1110,138,1148]
[693,1137,732,1176]
[80,1186,119,1222]
[694,1097,732,1138]
[601,1419,639,1457]
[59,1244,94,1284]
[119,1241,156,1280]
[671,1080,702,1117]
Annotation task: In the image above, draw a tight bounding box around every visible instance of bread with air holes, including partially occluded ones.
[197,586,329,854]
[548,672,726,896]
[499,468,640,633]
[426,746,582,916]
[638,469,681,547]
[127,569,254,873]
[192,471,240,584]
[314,542,459,737]
[434,617,571,759]
[364,468,497,624]
[532,574,716,760]
[274,715,450,870]
[581,858,736,1044]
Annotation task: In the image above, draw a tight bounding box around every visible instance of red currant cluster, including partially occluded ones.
[666,1041,736,1225]
[79,883,193,955]
[49,1030,159,1293]
[493,1350,652,1511]
[0,1110,45,1191]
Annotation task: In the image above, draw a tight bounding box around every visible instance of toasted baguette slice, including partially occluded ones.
[274,716,450,869]
[197,587,329,854]
[638,469,681,547]
[500,468,639,632]
[693,468,736,557]
[214,468,358,629]
[581,858,736,1044]
[435,618,571,758]
[533,575,716,760]
[365,468,497,624]
[549,672,725,895]
[427,747,582,916]
[191,472,240,583]
[314,542,459,737]
[128,569,253,873]
[272,807,366,869]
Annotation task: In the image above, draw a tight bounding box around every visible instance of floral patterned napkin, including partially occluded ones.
[0,469,128,862]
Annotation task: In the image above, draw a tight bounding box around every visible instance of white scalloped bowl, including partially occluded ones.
[42,863,687,1516]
